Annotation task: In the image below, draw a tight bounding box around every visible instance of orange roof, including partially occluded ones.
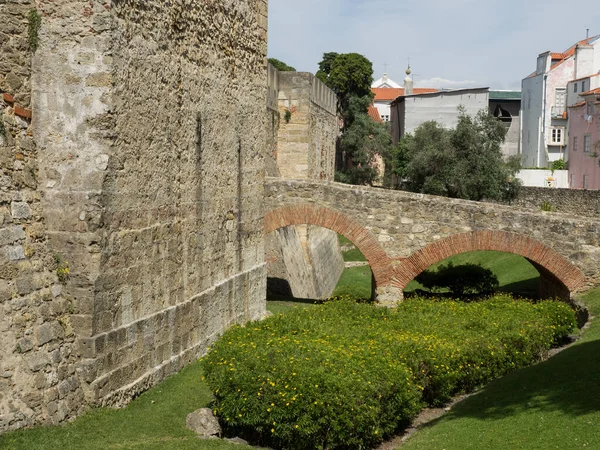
[581,87,600,96]
[372,87,438,101]
[568,101,586,108]
[529,35,599,77]
[368,105,383,123]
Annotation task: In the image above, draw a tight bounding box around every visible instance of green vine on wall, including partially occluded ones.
[28,9,42,53]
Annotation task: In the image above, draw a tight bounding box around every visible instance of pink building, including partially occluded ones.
[568,87,600,189]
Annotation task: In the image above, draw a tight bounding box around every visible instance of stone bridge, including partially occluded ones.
[265,179,600,304]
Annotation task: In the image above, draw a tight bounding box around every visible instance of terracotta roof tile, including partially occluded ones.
[581,87,600,96]
[368,105,383,123]
[372,87,438,101]
[529,36,599,77]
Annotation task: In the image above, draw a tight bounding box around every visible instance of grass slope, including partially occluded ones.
[338,234,367,262]
[331,265,372,300]
[0,363,254,450]
[400,288,600,450]
[405,251,540,297]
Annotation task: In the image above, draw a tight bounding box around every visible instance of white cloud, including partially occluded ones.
[268,0,600,90]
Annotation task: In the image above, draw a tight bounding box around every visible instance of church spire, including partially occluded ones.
[404,65,413,95]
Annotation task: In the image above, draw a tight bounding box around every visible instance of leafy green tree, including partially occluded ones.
[316,52,388,185]
[391,108,521,201]
[315,52,339,84]
[336,96,392,185]
[268,57,296,72]
[327,53,374,119]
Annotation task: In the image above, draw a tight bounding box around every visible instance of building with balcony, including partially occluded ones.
[567,87,600,189]
[520,35,600,168]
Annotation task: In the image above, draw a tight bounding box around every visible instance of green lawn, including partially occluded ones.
[400,288,600,450]
[0,363,254,450]
[338,234,367,262]
[405,251,540,297]
[330,265,373,300]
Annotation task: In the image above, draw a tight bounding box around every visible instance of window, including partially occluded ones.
[573,136,578,152]
[584,174,590,189]
[549,127,565,145]
[584,134,591,153]
[587,102,595,116]
[574,83,578,93]
[555,88,566,111]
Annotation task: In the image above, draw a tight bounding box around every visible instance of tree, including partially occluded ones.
[337,96,392,185]
[316,52,389,186]
[315,52,338,84]
[391,108,521,201]
[268,57,296,72]
[326,53,374,120]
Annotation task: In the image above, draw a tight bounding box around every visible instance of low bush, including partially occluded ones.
[416,262,499,297]
[202,296,576,449]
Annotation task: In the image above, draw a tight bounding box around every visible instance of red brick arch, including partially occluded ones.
[264,204,395,287]
[393,230,586,293]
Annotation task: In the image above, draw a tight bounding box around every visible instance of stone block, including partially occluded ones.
[10,202,31,219]
[17,337,34,353]
[0,225,25,246]
[26,352,50,372]
[36,321,64,346]
[8,245,25,261]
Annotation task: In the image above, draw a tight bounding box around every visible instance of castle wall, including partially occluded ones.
[0,0,84,432]
[265,71,343,300]
[1,0,268,431]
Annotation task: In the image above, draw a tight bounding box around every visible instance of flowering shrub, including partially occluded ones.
[202,295,576,449]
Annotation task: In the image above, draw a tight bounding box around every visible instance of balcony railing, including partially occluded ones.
[551,106,566,119]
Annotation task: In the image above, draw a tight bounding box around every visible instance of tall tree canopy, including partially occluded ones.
[391,108,521,202]
[318,53,374,121]
[268,58,296,72]
[338,96,393,185]
[315,52,339,85]
[316,52,387,186]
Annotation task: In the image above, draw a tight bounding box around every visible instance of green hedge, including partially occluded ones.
[202,296,576,449]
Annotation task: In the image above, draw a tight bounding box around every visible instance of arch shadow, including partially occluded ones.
[264,203,395,290]
[393,231,586,298]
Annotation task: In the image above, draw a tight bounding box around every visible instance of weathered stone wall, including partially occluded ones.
[276,72,337,180]
[508,186,600,217]
[266,225,344,300]
[265,179,600,303]
[266,71,343,300]
[1,0,268,432]
[0,1,84,432]
[265,63,280,178]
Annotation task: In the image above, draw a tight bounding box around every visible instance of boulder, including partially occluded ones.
[186,408,221,439]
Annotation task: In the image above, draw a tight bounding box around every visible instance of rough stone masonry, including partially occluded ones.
[0,0,268,432]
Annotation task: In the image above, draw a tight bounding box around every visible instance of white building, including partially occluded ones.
[372,73,402,89]
[371,68,437,122]
[520,35,600,168]
[390,86,490,145]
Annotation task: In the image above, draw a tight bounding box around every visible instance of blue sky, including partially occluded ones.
[268,0,600,90]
